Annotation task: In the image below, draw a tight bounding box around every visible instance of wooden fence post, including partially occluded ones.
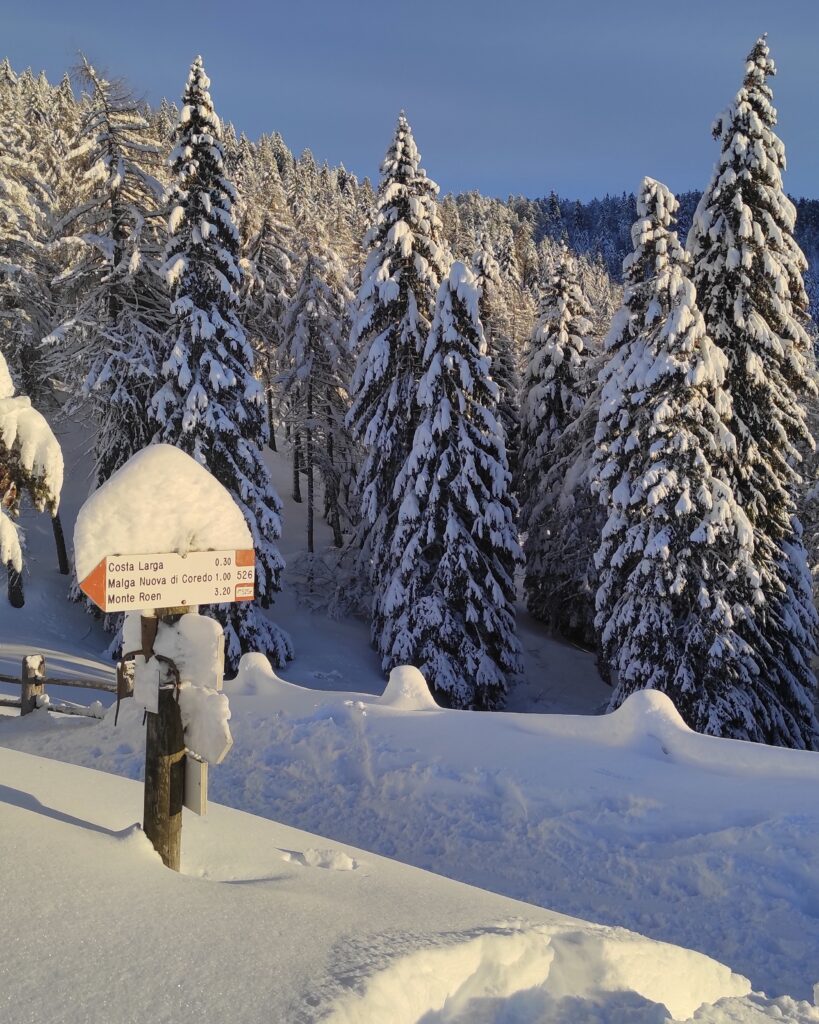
[20,655,45,715]
[142,608,190,871]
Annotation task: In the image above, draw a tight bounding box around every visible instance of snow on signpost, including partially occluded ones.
[75,444,254,609]
[74,444,254,870]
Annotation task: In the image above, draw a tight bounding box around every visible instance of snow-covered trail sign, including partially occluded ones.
[73,444,255,601]
[79,549,255,612]
[73,444,253,871]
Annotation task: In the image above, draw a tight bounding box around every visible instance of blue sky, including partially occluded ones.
[6,0,818,200]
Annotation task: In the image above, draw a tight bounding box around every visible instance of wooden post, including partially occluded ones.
[142,607,190,871]
[52,514,70,575]
[114,659,135,727]
[116,660,135,700]
[20,655,45,715]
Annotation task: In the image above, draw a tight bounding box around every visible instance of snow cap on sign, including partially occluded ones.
[73,444,252,581]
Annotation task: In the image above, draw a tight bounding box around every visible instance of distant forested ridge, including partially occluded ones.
[513,190,819,319]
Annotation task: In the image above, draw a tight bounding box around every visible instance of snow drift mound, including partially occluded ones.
[323,921,751,1024]
[228,652,308,697]
[604,690,819,779]
[604,689,690,753]
[379,665,439,710]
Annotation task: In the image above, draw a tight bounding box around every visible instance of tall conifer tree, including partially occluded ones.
[519,245,591,530]
[522,245,595,631]
[688,38,819,748]
[58,59,167,487]
[241,209,295,444]
[151,56,291,671]
[527,354,606,646]
[595,178,772,738]
[280,244,353,551]
[347,112,449,646]
[384,262,522,707]
[0,74,56,401]
[472,234,520,481]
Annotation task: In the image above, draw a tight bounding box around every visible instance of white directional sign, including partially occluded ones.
[78,549,255,612]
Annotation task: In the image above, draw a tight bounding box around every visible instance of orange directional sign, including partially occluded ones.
[78,549,256,612]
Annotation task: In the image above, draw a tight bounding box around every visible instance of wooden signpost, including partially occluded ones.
[78,550,250,872]
[141,607,188,872]
[73,444,254,872]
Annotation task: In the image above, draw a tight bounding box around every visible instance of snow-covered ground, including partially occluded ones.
[3,664,819,1011]
[2,714,818,1023]
[2,420,819,1021]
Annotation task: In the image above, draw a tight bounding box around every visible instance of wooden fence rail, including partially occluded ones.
[0,673,117,692]
[0,655,129,718]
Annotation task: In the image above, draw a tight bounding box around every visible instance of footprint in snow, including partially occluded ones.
[281,848,358,871]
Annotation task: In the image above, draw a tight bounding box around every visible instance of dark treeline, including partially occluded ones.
[521,190,819,318]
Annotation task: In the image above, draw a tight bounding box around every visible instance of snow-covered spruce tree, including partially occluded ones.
[346,112,449,627]
[519,244,591,532]
[0,76,57,402]
[688,37,819,748]
[55,59,167,488]
[331,164,367,270]
[279,244,354,551]
[151,56,291,671]
[525,257,617,646]
[594,177,770,737]
[496,228,537,354]
[472,234,520,481]
[383,262,522,707]
[44,74,81,205]
[525,348,606,647]
[241,208,295,445]
[579,253,623,343]
[150,97,179,152]
[287,149,320,233]
[0,350,63,607]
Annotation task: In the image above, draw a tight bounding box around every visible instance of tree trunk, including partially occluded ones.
[328,480,343,548]
[265,352,277,452]
[325,400,343,546]
[292,430,302,503]
[52,514,70,575]
[7,561,23,608]
[324,402,334,522]
[307,385,314,555]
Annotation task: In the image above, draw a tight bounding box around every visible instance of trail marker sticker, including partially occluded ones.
[78,549,255,612]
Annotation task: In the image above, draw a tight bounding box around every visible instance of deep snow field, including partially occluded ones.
[1,418,819,1023]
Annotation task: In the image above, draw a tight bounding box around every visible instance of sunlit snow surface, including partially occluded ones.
[2,668,819,1019]
[1,424,818,1021]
